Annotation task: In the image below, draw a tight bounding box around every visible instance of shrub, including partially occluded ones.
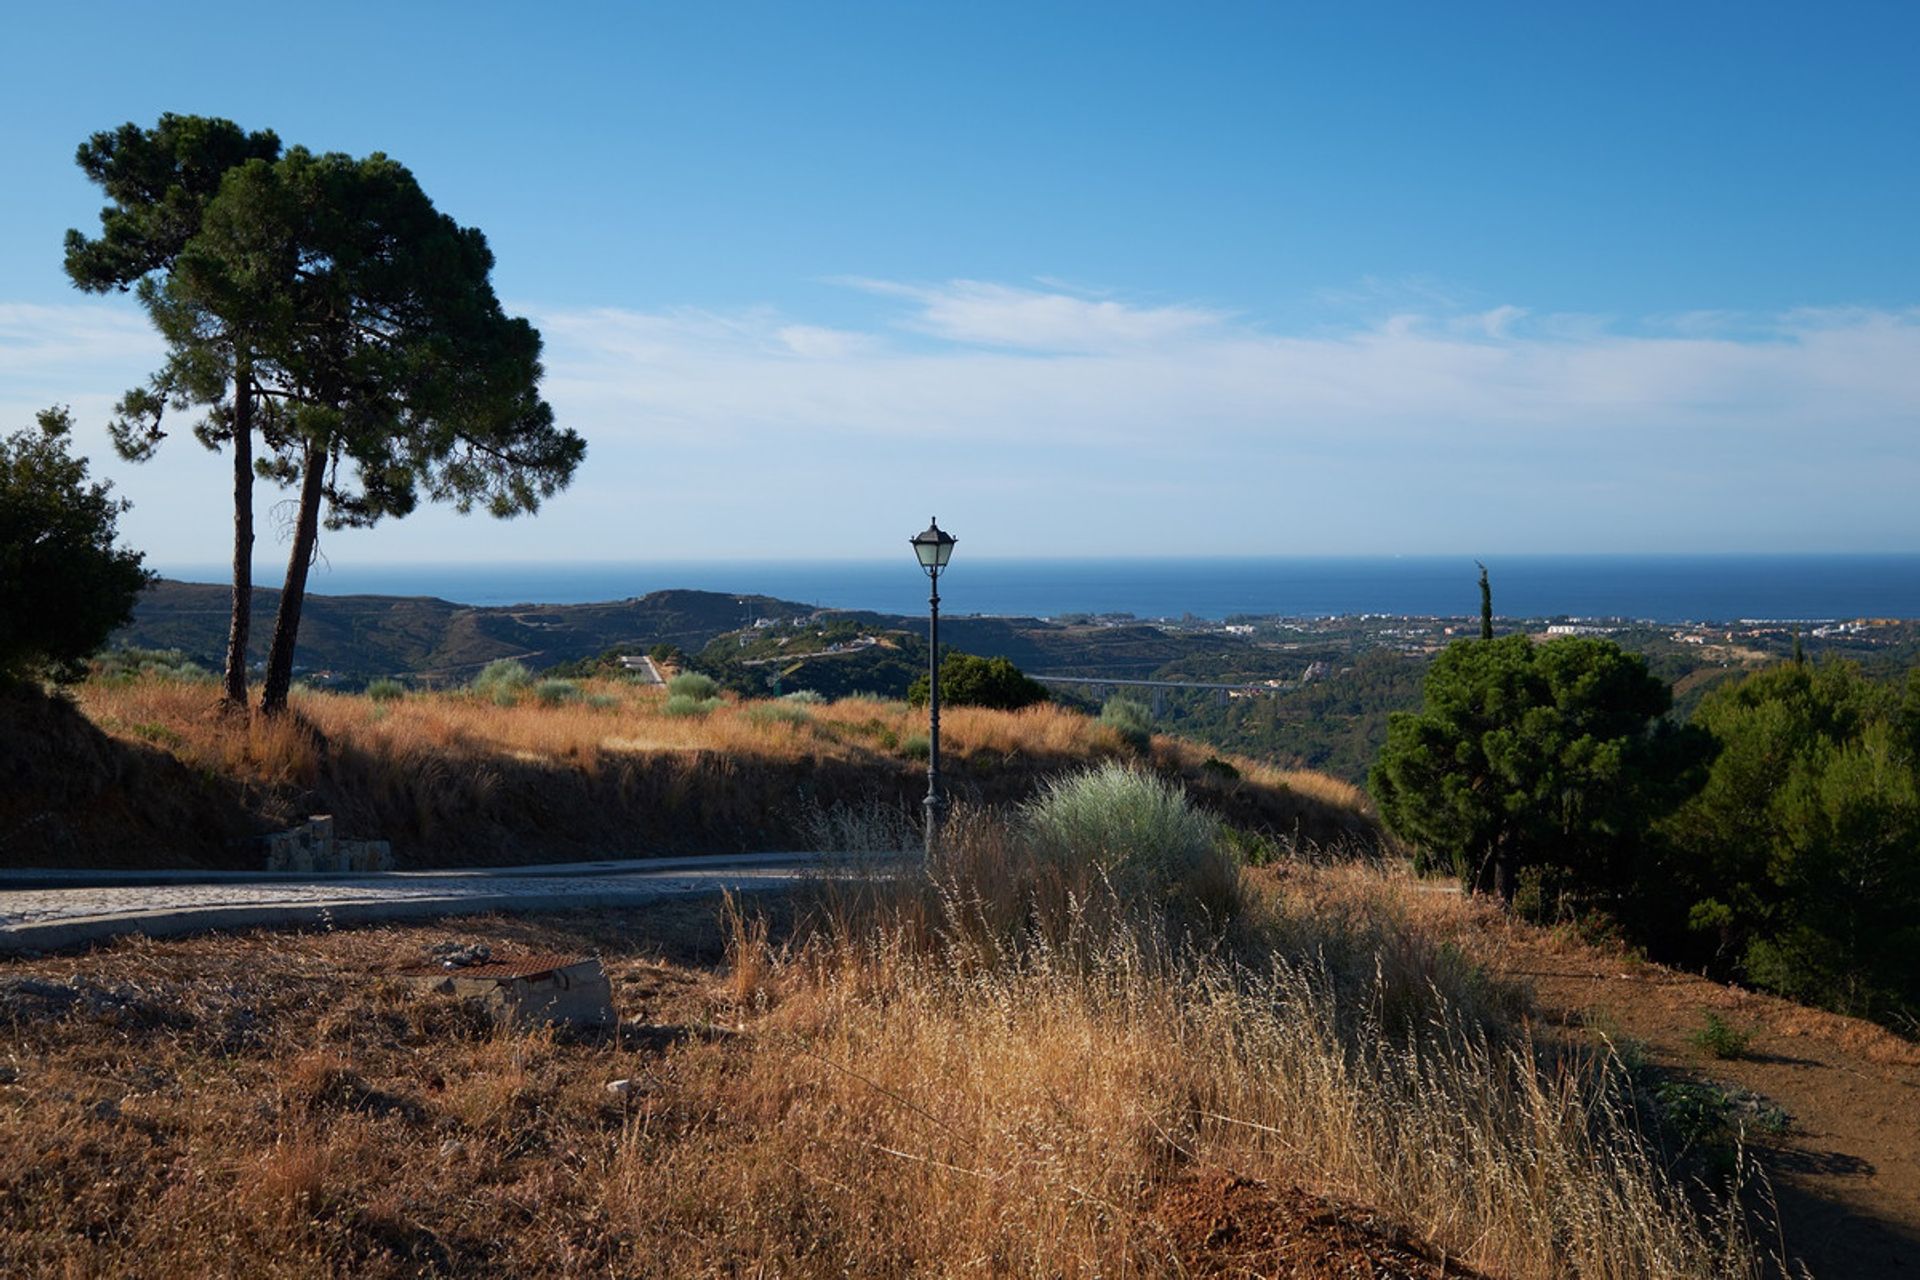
[901,732,931,761]
[1689,1012,1755,1061]
[533,678,580,706]
[1098,697,1154,751]
[1022,761,1239,922]
[586,693,620,711]
[907,652,1049,710]
[745,702,811,728]
[667,672,719,700]
[471,658,532,696]
[91,647,209,684]
[365,677,405,702]
[782,689,827,705]
[664,693,722,718]
[0,407,152,683]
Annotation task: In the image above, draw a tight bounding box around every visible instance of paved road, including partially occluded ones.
[0,852,873,953]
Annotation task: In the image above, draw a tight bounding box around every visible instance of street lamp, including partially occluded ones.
[910,517,957,857]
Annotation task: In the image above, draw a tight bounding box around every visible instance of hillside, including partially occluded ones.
[116,580,1247,692]
[119,581,821,684]
[0,677,1378,870]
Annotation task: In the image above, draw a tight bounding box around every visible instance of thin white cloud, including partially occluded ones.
[0,302,159,376]
[7,283,1919,560]
[837,277,1230,352]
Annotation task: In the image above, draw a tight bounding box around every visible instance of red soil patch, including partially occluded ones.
[1152,1173,1491,1278]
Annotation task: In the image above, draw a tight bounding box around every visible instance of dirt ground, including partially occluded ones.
[4,883,1915,1276]
[1151,1174,1492,1278]
[1452,902,1920,1278]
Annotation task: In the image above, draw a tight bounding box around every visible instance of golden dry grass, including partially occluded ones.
[57,677,1379,867]
[0,844,1762,1279]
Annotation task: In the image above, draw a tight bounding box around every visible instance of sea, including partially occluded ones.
[152,554,1920,625]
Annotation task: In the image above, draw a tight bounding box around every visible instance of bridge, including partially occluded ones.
[1029,673,1288,713]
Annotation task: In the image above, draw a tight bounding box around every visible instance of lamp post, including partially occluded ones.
[910,517,956,857]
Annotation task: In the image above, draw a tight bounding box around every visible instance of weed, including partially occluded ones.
[663,693,722,718]
[129,721,184,748]
[470,658,532,697]
[532,678,580,707]
[1690,1011,1757,1060]
[744,702,811,728]
[1098,696,1153,751]
[366,677,405,702]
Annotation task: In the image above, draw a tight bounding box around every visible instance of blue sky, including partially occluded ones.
[2,1,1916,569]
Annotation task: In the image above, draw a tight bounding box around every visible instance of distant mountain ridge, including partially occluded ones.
[116,580,1239,690]
[119,581,821,683]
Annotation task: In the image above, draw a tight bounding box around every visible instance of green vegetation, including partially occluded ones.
[1153,651,1427,784]
[1022,761,1238,922]
[65,114,282,706]
[470,659,532,697]
[1373,640,1920,1034]
[1098,696,1154,751]
[0,408,151,684]
[667,671,719,700]
[68,113,582,715]
[664,693,722,718]
[907,652,1049,711]
[1688,1013,1755,1061]
[90,648,210,684]
[1662,660,1920,1029]
[1371,635,1697,902]
[532,678,580,706]
[743,702,812,728]
[365,677,405,703]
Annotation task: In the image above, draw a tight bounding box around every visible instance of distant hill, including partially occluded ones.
[118,581,819,684]
[116,580,1244,690]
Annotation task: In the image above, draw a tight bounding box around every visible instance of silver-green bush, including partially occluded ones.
[666,672,719,700]
[365,677,405,702]
[1022,761,1238,920]
[664,693,723,718]
[533,678,580,706]
[471,658,532,696]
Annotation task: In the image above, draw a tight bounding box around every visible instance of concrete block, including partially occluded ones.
[409,954,614,1032]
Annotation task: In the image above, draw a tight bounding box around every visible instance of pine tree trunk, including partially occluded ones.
[221,360,254,710]
[259,437,325,717]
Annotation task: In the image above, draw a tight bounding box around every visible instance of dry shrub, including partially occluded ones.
[61,676,1379,868]
[0,878,1765,1278]
[249,1129,335,1223]
[713,806,1760,1279]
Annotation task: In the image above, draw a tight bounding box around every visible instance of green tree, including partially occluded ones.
[157,144,585,714]
[1664,660,1920,1025]
[65,114,283,708]
[1476,561,1493,640]
[0,409,152,682]
[907,652,1049,711]
[1371,634,1691,903]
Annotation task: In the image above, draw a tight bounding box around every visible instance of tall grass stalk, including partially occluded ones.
[749,809,1760,1279]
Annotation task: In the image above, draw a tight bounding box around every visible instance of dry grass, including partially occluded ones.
[0,840,1758,1280]
[48,677,1378,867]
[0,830,1763,1278]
